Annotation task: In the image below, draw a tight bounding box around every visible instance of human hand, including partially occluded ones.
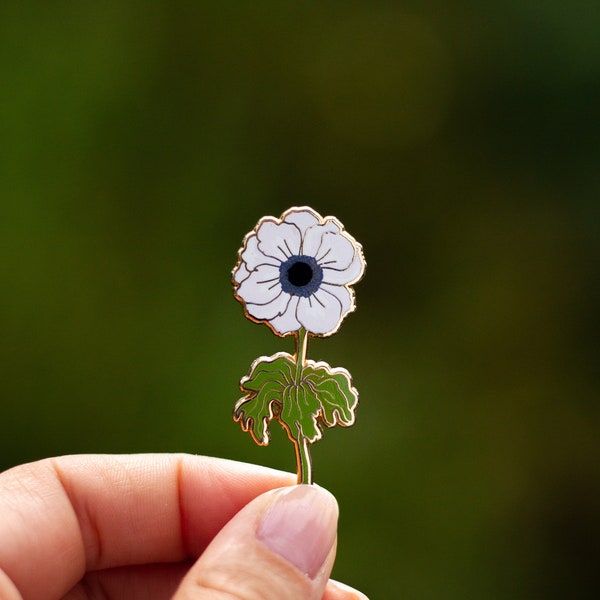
[0,454,367,600]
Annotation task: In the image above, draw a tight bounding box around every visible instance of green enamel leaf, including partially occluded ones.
[235,353,359,446]
[306,364,358,427]
[242,355,294,392]
[234,354,294,445]
[280,382,322,443]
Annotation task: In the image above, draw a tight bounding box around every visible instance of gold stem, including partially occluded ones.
[294,328,312,483]
[296,436,313,484]
[294,327,308,385]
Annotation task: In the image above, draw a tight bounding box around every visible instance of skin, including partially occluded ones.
[0,454,366,600]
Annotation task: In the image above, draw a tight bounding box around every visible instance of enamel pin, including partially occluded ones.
[232,207,366,484]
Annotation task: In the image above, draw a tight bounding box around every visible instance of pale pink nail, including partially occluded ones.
[257,485,338,579]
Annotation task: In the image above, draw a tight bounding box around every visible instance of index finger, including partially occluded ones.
[0,453,295,600]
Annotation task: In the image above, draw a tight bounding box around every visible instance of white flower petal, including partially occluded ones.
[320,283,354,316]
[257,221,301,263]
[269,296,301,334]
[240,234,279,271]
[246,291,291,321]
[282,207,322,236]
[296,288,343,335]
[303,221,355,271]
[321,244,365,285]
[233,261,250,285]
[236,264,281,305]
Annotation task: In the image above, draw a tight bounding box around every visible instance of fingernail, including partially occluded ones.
[257,485,338,579]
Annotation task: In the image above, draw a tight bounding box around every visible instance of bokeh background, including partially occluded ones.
[2,2,599,598]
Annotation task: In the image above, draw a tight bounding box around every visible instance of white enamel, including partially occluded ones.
[296,289,343,335]
[236,264,281,304]
[303,223,356,272]
[246,291,291,320]
[321,247,364,285]
[320,283,354,315]
[269,296,301,334]
[240,234,278,271]
[232,207,365,336]
[257,221,301,262]
[233,261,250,285]
[282,208,320,236]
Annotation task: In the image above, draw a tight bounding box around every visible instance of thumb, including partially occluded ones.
[173,484,339,600]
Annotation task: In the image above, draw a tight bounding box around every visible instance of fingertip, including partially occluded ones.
[325,579,369,600]
[0,569,22,600]
[174,484,339,600]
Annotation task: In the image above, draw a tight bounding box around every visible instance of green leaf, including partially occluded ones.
[234,353,294,445]
[235,353,359,446]
[306,363,358,428]
[280,381,322,443]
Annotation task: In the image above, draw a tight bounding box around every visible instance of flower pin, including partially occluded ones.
[232,206,366,484]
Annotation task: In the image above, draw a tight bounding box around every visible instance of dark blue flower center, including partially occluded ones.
[279,255,323,297]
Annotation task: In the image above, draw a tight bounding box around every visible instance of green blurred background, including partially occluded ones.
[2,2,599,597]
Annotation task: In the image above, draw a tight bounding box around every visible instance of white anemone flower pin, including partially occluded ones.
[233,206,365,337]
[232,206,365,484]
